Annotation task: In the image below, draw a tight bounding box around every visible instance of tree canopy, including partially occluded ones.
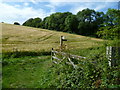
[22,8,120,40]
[23,17,42,28]
[97,9,120,40]
[14,22,20,25]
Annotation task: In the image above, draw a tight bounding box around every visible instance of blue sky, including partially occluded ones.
[0,0,119,24]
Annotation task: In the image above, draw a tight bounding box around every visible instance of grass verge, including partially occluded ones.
[2,55,56,88]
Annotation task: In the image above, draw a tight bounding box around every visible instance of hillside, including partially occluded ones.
[2,23,120,88]
[2,23,104,54]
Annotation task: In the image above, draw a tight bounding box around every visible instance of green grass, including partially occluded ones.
[2,55,56,88]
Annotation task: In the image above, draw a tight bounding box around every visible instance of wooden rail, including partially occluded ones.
[51,48,86,69]
[52,36,120,68]
[51,50,86,60]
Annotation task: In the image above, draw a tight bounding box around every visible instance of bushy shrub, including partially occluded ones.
[51,46,120,88]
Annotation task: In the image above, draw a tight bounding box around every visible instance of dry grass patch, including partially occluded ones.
[2,23,105,53]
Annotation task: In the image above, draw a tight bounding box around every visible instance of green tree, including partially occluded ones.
[42,12,72,31]
[64,15,78,33]
[14,22,20,25]
[31,17,42,27]
[97,9,120,40]
[22,17,42,28]
[22,18,34,26]
[76,8,104,36]
[22,9,105,37]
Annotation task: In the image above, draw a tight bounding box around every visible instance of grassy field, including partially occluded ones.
[3,56,56,88]
[2,23,105,53]
[1,23,108,88]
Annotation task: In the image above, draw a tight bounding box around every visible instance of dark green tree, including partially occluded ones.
[42,12,72,31]
[31,17,42,27]
[22,8,106,37]
[14,22,20,25]
[64,15,78,33]
[76,8,104,36]
[22,18,34,27]
[97,9,120,40]
[22,17,42,28]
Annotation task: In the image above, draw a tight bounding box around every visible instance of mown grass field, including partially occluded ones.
[1,23,108,88]
[2,23,105,53]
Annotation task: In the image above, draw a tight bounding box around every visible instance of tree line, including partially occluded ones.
[21,8,120,40]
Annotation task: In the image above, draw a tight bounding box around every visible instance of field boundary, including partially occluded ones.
[51,48,86,69]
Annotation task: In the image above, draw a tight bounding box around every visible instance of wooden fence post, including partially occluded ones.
[60,36,63,50]
[60,36,67,51]
[51,48,53,61]
[106,46,120,66]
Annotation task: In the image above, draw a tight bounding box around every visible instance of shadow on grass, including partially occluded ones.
[2,50,51,59]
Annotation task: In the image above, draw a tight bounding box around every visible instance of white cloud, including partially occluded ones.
[24,2,29,6]
[70,3,93,14]
[70,6,87,14]
[45,4,56,14]
[70,2,116,14]
[14,4,21,8]
[94,5,106,11]
[0,0,119,24]
[2,0,119,2]
[0,2,47,24]
[48,0,119,2]
[30,0,38,4]
[45,1,66,15]
[45,1,70,14]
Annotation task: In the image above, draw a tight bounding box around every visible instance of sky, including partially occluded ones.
[0,0,119,24]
